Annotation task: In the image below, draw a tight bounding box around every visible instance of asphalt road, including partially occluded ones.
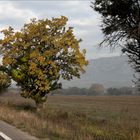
[0,120,38,140]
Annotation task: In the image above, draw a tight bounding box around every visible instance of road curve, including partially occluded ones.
[0,120,38,140]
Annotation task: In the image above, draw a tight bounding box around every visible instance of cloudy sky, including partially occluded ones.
[0,0,121,59]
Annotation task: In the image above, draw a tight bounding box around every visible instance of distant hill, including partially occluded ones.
[62,56,135,88]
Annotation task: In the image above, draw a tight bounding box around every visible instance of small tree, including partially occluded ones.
[0,16,88,106]
[0,72,11,93]
[88,83,105,95]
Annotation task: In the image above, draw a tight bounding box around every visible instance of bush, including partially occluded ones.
[0,72,11,93]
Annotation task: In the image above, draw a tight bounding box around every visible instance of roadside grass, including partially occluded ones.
[0,94,140,140]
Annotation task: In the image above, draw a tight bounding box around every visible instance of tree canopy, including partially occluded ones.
[91,0,140,86]
[0,16,88,104]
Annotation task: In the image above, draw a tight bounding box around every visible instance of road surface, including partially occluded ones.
[0,120,38,140]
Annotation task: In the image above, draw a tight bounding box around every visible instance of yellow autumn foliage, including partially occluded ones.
[0,16,88,104]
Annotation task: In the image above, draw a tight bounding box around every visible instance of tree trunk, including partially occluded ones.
[35,101,43,111]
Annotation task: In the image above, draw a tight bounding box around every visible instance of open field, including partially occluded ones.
[0,93,140,140]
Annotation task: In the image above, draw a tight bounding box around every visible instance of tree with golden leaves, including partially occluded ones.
[0,16,88,106]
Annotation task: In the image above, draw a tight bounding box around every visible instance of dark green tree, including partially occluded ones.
[91,0,140,86]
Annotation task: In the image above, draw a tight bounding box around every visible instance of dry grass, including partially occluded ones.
[0,94,140,140]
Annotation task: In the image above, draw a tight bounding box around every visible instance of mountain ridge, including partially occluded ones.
[62,55,135,88]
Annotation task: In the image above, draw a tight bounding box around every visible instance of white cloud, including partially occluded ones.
[0,2,38,29]
[69,19,94,26]
[0,0,120,59]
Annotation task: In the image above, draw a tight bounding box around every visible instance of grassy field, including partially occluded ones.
[0,93,140,140]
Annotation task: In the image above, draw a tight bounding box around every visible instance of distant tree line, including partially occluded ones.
[107,87,139,95]
[51,83,140,96]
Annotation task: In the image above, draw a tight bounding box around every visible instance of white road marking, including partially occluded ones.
[0,132,12,140]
